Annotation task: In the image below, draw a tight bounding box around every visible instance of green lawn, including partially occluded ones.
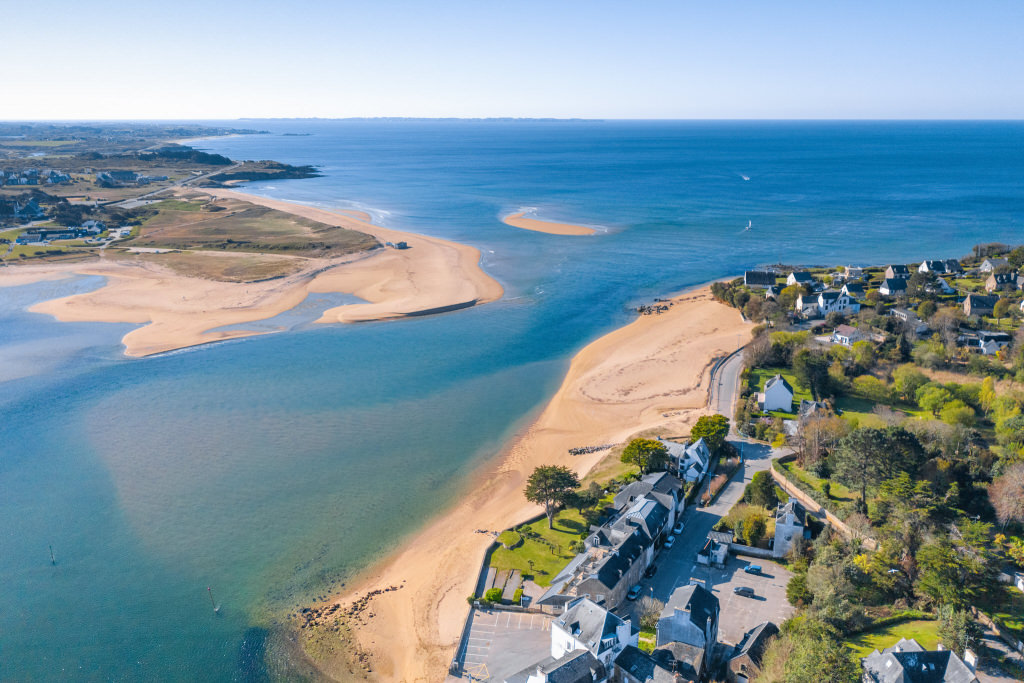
[835,395,930,428]
[152,198,204,212]
[844,620,941,658]
[489,509,590,587]
[779,459,860,504]
[750,366,812,418]
[981,585,1024,638]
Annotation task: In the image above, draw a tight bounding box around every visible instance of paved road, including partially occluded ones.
[112,162,243,209]
[709,348,745,419]
[616,441,785,628]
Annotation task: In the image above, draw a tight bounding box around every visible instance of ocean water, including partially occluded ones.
[2,121,1022,680]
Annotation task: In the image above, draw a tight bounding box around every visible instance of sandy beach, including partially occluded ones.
[0,191,503,357]
[317,287,748,681]
[502,211,596,236]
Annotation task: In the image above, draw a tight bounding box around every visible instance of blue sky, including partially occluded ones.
[2,0,1022,119]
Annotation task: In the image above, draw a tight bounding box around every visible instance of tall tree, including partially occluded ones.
[989,462,1024,529]
[620,438,669,475]
[690,414,730,452]
[524,465,580,529]
[834,428,889,512]
[793,349,831,399]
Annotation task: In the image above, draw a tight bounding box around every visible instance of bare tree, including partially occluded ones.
[989,462,1024,529]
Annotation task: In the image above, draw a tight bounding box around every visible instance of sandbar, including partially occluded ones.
[502,211,596,236]
[315,287,749,681]
[0,190,503,357]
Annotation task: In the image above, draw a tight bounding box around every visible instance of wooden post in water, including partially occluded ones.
[49,545,55,566]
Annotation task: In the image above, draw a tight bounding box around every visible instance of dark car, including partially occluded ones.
[733,586,755,597]
[644,564,658,578]
[626,584,643,600]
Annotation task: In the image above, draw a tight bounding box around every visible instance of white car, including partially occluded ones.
[672,521,685,535]
[664,535,676,549]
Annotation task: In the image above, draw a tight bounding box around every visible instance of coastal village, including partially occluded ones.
[438,245,1024,682]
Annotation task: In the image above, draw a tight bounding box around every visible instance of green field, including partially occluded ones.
[750,366,812,417]
[489,509,589,587]
[844,619,941,658]
[835,395,930,428]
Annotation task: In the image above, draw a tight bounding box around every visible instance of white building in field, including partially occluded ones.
[759,374,794,413]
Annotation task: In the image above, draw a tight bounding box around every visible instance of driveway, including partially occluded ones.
[706,556,794,645]
[453,608,552,681]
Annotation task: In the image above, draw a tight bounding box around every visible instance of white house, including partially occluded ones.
[879,278,907,296]
[760,374,794,413]
[786,271,815,287]
[830,324,865,347]
[794,293,820,317]
[1015,572,1024,593]
[773,498,806,558]
[980,257,1008,273]
[933,276,956,294]
[550,597,637,666]
[817,290,860,315]
[841,283,865,299]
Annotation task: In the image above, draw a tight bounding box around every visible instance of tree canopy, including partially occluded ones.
[691,414,730,452]
[524,465,580,529]
[620,438,669,474]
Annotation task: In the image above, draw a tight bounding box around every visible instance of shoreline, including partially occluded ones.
[0,190,504,357]
[307,285,750,681]
[502,211,597,236]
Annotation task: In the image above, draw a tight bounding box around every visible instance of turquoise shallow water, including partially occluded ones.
[1,121,1023,680]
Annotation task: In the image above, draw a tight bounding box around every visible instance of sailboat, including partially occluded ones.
[744,220,752,232]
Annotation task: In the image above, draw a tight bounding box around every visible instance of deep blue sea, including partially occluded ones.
[1,121,1022,680]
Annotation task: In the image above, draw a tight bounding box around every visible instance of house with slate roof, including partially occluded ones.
[985,271,1019,292]
[794,292,820,317]
[505,648,606,683]
[759,375,793,413]
[841,282,866,299]
[980,257,1008,273]
[550,597,637,666]
[744,271,777,289]
[727,621,779,683]
[879,278,907,297]
[773,498,807,558]
[656,438,710,485]
[656,584,719,652]
[614,471,685,530]
[884,264,911,280]
[963,293,997,318]
[786,271,815,287]
[861,637,977,683]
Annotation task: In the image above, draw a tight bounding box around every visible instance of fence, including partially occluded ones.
[770,458,878,551]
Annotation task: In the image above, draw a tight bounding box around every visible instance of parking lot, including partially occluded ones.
[698,555,794,645]
[453,608,552,681]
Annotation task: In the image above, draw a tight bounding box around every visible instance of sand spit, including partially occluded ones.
[1,191,503,357]
[315,288,748,681]
[502,211,597,236]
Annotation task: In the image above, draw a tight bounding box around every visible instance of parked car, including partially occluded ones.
[664,535,676,549]
[733,586,755,597]
[744,564,762,574]
[644,564,658,578]
[672,520,685,535]
[627,584,643,600]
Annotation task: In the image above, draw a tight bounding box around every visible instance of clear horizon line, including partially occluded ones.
[2,116,1024,123]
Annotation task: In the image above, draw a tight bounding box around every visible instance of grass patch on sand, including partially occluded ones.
[489,510,588,587]
[844,620,941,658]
[127,198,379,258]
[131,250,308,282]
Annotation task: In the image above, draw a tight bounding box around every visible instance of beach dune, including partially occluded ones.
[502,211,596,236]
[3,190,503,357]
[317,287,748,681]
